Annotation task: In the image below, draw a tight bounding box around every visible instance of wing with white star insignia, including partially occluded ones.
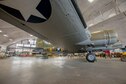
[0,0,52,23]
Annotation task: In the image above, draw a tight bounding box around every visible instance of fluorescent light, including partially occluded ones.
[43,40,51,45]
[89,23,94,27]
[30,35,33,37]
[109,13,116,18]
[92,31,101,33]
[0,30,2,33]
[88,0,94,3]
[3,34,8,37]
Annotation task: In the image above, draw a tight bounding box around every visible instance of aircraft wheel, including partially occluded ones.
[86,53,96,62]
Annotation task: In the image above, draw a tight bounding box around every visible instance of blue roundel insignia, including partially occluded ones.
[0,0,52,23]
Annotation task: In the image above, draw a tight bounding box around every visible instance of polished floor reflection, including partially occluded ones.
[0,57,126,84]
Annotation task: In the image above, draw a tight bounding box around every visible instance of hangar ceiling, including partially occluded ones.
[0,0,126,47]
[0,19,36,46]
[77,0,126,47]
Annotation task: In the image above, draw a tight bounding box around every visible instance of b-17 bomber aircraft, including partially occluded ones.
[0,0,120,62]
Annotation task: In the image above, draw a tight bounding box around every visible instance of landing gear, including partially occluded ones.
[86,52,96,62]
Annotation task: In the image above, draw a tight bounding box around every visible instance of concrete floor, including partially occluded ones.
[0,57,126,84]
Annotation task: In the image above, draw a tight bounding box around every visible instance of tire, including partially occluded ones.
[86,53,96,62]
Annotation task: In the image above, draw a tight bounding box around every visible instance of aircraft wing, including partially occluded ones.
[0,0,120,53]
[0,0,91,52]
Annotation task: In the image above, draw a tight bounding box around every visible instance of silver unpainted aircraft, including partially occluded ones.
[0,0,120,62]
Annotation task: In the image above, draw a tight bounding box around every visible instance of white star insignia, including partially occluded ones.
[0,0,47,21]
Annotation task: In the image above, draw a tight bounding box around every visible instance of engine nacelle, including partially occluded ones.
[91,30,118,46]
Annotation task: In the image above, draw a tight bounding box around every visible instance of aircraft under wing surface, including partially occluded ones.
[0,0,90,52]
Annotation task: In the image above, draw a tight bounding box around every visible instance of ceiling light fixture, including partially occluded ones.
[30,35,33,37]
[0,30,2,33]
[89,23,94,27]
[88,0,94,3]
[109,13,116,18]
[3,34,8,37]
